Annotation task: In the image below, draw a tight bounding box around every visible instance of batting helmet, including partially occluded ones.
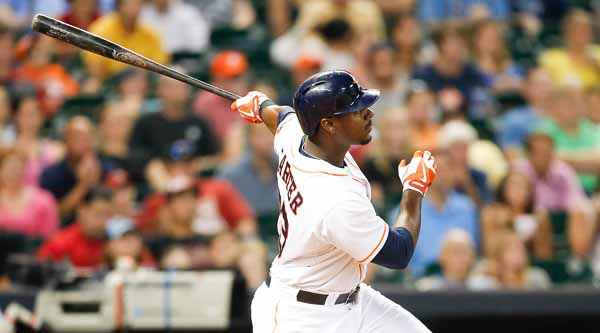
[293,70,380,136]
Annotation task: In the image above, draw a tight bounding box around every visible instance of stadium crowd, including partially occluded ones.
[0,0,599,293]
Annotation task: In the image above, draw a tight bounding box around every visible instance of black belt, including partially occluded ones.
[265,276,359,305]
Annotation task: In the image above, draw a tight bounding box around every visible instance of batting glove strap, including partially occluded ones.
[230,91,271,124]
[397,150,438,196]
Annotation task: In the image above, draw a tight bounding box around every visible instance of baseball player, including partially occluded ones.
[231,70,438,332]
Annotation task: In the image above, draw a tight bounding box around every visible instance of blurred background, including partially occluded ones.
[0,0,599,332]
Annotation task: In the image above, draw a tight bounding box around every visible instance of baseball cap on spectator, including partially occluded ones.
[293,55,322,73]
[210,50,249,79]
[438,119,478,149]
[104,169,130,190]
[105,215,136,240]
[163,139,196,161]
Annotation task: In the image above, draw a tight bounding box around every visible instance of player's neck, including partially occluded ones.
[304,136,348,168]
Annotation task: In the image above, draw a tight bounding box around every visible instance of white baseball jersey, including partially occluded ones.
[269,111,390,293]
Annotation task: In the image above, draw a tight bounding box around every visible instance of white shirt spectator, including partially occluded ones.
[141,0,210,54]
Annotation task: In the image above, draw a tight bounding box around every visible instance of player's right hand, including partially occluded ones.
[398,150,438,196]
[230,91,271,124]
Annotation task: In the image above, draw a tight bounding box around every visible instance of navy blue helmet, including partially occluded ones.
[293,70,380,136]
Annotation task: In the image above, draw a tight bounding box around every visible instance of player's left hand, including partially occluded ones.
[230,91,271,124]
[398,150,438,196]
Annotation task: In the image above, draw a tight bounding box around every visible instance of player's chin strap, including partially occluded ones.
[265,276,359,306]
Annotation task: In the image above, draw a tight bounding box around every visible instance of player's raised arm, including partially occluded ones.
[230,91,284,134]
[372,150,438,269]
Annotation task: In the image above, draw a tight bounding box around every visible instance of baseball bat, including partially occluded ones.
[31,14,241,101]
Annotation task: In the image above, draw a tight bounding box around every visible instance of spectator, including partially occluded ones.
[405,80,439,151]
[83,0,168,88]
[412,22,490,121]
[218,124,279,219]
[514,133,596,259]
[104,216,154,270]
[470,18,524,95]
[439,119,493,207]
[99,103,135,171]
[130,67,220,183]
[415,229,476,290]
[389,151,479,277]
[0,87,15,147]
[481,171,553,259]
[0,150,59,238]
[37,188,114,270]
[417,0,509,24]
[470,231,551,290]
[141,0,210,54]
[539,9,600,89]
[495,67,554,158]
[143,140,256,236]
[360,43,407,115]
[390,14,433,75]
[193,51,248,150]
[59,0,100,29]
[104,169,137,219]
[363,109,413,214]
[538,87,600,194]
[108,68,150,119]
[13,35,79,116]
[40,116,113,220]
[13,94,62,186]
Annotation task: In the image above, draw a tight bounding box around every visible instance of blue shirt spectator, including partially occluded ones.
[389,190,479,277]
[417,0,509,24]
[495,106,541,150]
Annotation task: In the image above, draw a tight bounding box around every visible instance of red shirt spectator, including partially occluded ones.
[37,223,105,268]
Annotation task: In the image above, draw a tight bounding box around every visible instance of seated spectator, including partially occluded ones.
[390,14,433,75]
[104,216,154,270]
[481,171,553,259]
[0,150,58,238]
[363,109,413,214]
[514,133,596,260]
[0,86,15,147]
[415,229,476,290]
[218,124,279,220]
[439,120,493,207]
[83,0,168,89]
[412,22,490,122]
[389,151,479,277]
[13,35,78,116]
[41,116,114,220]
[130,68,220,182]
[495,67,553,159]
[141,0,210,54]
[405,80,439,151]
[417,0,509,25]
[59,0,100,29]
[193,51,248,158]
[539,9,600,89]
[538,87,600,194]
[359,43,407,115]
[13,93,62,186]
[470,231,551,290]
[37,188,114,270]
[104,169,137,219]
[107,68,151,118]
[99,103,135,171]
[141,141,257,237]
[470,18,524,95]
[0,26,15,85]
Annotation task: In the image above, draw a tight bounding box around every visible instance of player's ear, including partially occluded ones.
[320,118,336,135]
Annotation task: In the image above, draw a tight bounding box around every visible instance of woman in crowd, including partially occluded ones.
[0,150,59,238]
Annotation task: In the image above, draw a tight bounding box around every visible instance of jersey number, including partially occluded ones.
[277,201,289,258]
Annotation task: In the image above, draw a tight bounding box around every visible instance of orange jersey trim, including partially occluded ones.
[358,224,389,264]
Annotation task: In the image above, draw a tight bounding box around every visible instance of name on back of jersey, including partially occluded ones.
[277,153,304,214]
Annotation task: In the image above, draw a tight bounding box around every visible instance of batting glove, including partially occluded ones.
[230,91,271,124]
[398,150,438,196]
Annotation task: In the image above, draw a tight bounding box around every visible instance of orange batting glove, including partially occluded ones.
[398,150,438,196]
[230,91,271,124]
